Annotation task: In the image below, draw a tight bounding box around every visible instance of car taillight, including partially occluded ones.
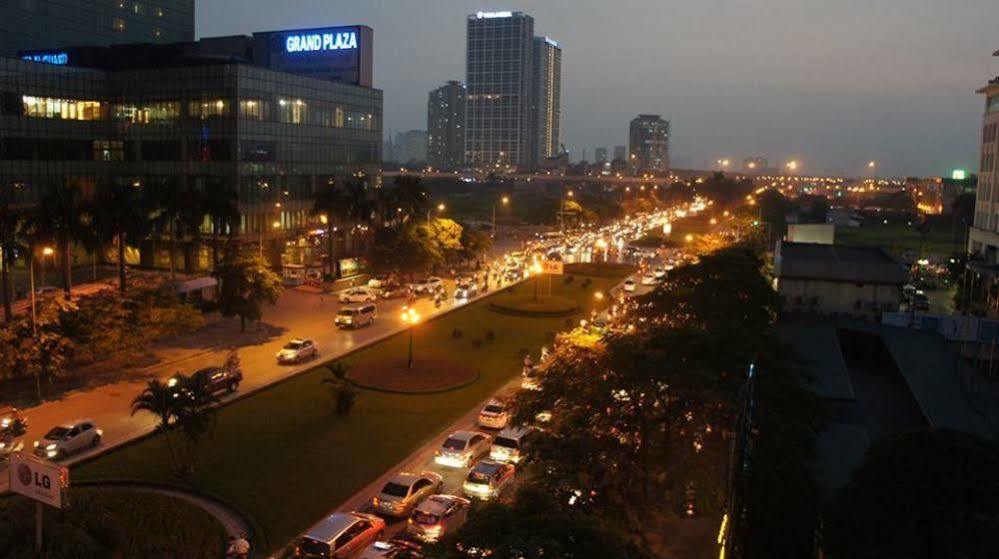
[294,546,301,556]
[373,497,380,506]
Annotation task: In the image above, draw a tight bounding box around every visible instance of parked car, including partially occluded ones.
[380,285,410,300]
[406,495,471,543]
[409,277,443,295]
[477,399,511,430]
[434,430,492,468]
[33,420,102,460]
[653,267,667,280]
[295,512,385,559]
[168,366,242,397]
[359,539,424,559]
[489,426,537,463]
[339,287,378,304]
[335,303,377,329]
[641,273,658,286]
[623,279,636,292]
[462,460,515,500]
[373,471,443,517]
[276,339,318,364]
[454,281,478,301]
[368,275,391,289]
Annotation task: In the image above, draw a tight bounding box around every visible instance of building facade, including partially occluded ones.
[594,147,608,164]
[465,11,534,170]
[1,26,382,272]
[530,36,561,169]
[969,77,999,261]
[393,130,428,165]
[1,0,194,57]
[613,145,627,161]
[628,114,669,174]
[427,81,466,171]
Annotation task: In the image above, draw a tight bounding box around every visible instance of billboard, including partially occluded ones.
[254,26,374,87]
[8,453,68,508]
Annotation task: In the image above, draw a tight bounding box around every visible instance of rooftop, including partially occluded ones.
[776,242,908,284]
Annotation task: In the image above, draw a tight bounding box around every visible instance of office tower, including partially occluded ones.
[613,145,627,161]
[465,11,534,169]
[531,36,562,168]
[394,130,428,164]
[0,0,195,57]
[427,81,466,171]
[969,74,999,259]
[595,147,608,164]
[628,114,670,174]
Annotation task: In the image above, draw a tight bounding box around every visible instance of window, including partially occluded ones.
[92,140,123,161]
[989,95,999,115]
[23,96,103,120]
[277,98,307,124]
[188,99,230,119]
[239,99,269,120]
[114,101,180,123]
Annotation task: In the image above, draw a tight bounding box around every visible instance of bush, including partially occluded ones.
[452,328,464,339]
[336,385,357,416]
[484,330,496,342]
[563,275,575,285]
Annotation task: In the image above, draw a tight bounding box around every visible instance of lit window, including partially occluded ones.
[189,99,230,119]
[23,95,104,121]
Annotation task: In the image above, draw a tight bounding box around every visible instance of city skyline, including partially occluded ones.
[197,0,998,176]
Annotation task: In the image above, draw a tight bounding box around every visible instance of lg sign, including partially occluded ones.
[285,31,358,54]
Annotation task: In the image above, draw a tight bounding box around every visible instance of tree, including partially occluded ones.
[391,175,429,222]
[369,223,434,278]
[824,429,999,559]
[215,250,283,332]
[311,181,347,278]
[419,218,463,269]
[340,179,375,253]
[130,379,181,473]
[148,178,204,283]
[200,181,240,273]
[320,362,357,416]
[0,183,27,321]
[458,225,493,265]
[32,181,86,299]
[91,182,151,294]
[428,485,649,559]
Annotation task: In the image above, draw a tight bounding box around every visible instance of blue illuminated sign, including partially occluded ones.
[21,52,68,65]
[285,31,357,54]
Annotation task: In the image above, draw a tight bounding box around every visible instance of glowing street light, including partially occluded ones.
[531,261,544,301]
[400,306,421,368]
[492,196,510,238]
[786,160,799,172]
[427,203,446,225]
[594,291,605,301]
[684,234,694,243]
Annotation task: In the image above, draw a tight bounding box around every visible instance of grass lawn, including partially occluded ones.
[76,270,628,552]
[835,222,962,257]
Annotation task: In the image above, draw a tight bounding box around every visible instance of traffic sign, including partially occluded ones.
[542,259,564,275]
[9,452,68,508]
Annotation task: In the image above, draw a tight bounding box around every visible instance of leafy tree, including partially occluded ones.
[428,485,649,559]
[757,189,792,236]
[31,181,86,299]
[200,181,240,273]
[130,379,182,473]
[320,362,357,416]
[824,429,999,559]
[390,175,430,222]
[420,218,463,269]
[458,225,493,265]
[215,250,282,332]
[369,223,433,278]
[311,180,347,278]
[148,178,204,282]
[0,183,28,321]
[91,182,151,293]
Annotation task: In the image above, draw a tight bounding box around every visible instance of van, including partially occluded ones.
[295,512,384,558]
[489,426,536,463]
[334,303,377,329]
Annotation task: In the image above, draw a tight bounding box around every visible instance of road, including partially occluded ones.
[0,270,523,493]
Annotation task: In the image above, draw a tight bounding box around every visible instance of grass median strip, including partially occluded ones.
[75,269,628,552]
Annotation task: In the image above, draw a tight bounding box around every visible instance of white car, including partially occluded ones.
[434,430,492,468]
[359,539,424,559]
[34,420,102,460]
[462,460,515,500]
[409,277,443,295]
[339,287,378,304]
[653,267,667,280]
[641,273,657,286]
[477,399,511,430]
[623,279,636,292]
[373,470,443,517]
[367,275,390,289]
[454,282,478,301]
[276,339,318,364]
[406,495,471,543]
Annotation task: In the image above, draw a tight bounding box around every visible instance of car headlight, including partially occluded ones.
[46,443,57,451]
[0,442,6,449]
[33,441,40,448]
[47,450,57,458]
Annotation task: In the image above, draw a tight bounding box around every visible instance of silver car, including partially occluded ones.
[462,460,515,500]
[335,303,377,329]
[276,339,318,363]
[296,511,385,558]
[434,430,492,468]
[406,494,471,543]
[372,471,443,517]
[33,419,102,460]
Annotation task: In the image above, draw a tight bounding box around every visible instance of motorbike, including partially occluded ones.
[0,435,24,462]
[0,415,27,438]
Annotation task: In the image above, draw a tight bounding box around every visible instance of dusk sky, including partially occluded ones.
[198,0,999,177]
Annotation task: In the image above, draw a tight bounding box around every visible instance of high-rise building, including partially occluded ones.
[427,81,466,171]
[613,145,627,161]
[969,75,999,260]
[595,147,608,164]
[394,130,428,164]
[628,114,670,174]
[0,0,195,57]
[530,36,561,168]
[465,11,534,169]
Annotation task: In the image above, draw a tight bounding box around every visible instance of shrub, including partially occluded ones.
[336,385,357,416]
[452,328,464,339]
[563,275,575,285]
[484,330,496,342]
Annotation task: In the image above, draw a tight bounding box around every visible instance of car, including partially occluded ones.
[295,511,385,559]
[33,420,102,460]
[623,279,636,292]
[380,285,410,300]
[477,399,511,430]
[434,430,492,468]
[358,539,424,559]
[368,275,391,289]
[406,495,471,543]
[372,471,444,517]
[653,267,667,280]
[339,287,378,304]
[453,282,478,301]
[462,460,515,500]
[277,339,318,364]
[641,273,657,286]
[168,366,242,397]
[408,277,443,295]
[335,303,377,329]
[489,426,537,463]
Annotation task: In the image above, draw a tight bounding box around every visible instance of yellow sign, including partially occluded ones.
[542,259,564,275]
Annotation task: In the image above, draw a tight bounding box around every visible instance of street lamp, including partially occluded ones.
[400,306,421,368]
[531,261,543,301]
[492,195,510,238]
[427,203,446,225]
[40,246,54,287]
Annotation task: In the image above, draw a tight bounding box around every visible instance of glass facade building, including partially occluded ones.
[530,37,562,168]
[427,81,466,171]
[628,114,670,174]
[0,0,194,57]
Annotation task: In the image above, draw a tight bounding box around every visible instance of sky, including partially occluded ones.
[197,0,999,177]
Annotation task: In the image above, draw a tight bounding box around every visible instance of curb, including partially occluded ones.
[345,370,482,395]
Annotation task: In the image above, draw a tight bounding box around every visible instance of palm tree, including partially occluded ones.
[91,182,151,294]
[148,179,205,283]
[341,179,375,253]
[0,184,27,322]
[311,181,346,279]
[131,379,181,472]
[200,182,240,272]
[32,182,85,300]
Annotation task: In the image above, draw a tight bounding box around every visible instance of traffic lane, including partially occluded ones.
[0,276,519,491]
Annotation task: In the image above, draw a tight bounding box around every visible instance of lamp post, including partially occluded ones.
[400,307,421,368]
[39,246,54,287]
[260,202,282,259]
[531,261,543,301]
[492,196,509,238]
[427,202,446,225]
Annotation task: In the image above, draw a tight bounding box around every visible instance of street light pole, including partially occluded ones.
[407,324,414,369]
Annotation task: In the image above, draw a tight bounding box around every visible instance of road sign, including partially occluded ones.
[542,259,564,275]
[9,452,67,508]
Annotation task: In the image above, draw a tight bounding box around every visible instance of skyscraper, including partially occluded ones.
[613,145,627,161]
[968,75,999,259]
[595,147,608,164]
[0,0,195,57]
[394,130,428,164]
[427,81,466,171]
[629,114,670,174]
[465,11,535,169]
[531,36,562,168]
